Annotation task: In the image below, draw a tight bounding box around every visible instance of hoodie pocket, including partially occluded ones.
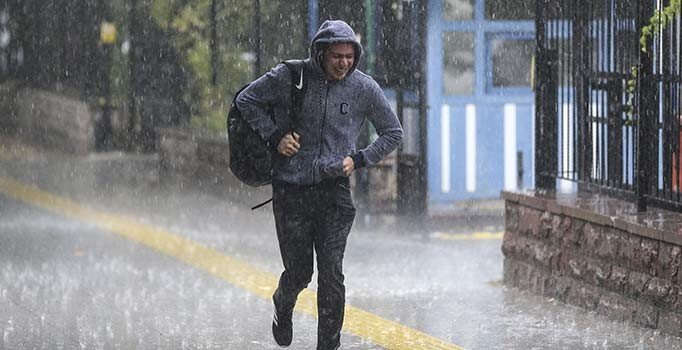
[315,156,345,181]
[275,150,317,185]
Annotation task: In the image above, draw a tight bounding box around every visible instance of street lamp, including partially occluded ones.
[98,20,116,151]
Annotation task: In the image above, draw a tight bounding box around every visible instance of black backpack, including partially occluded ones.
[227,60,307,188]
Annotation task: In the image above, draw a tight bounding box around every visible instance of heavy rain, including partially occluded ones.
[2,0,682,349]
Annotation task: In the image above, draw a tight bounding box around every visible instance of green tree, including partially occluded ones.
[146,0,308,135]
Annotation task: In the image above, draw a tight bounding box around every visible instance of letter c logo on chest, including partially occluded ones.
[340,102,349,115]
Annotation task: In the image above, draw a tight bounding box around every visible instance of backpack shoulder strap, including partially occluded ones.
[282,59,307,95]
[281,60,307,131]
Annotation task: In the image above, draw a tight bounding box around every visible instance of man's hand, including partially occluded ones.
[277,132,300,157]
[342,156,355,176]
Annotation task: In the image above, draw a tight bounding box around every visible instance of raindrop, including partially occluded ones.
[16,47,23,65]
[0,9,8,25]
[3,319,14,345]
[121,40,130,54]
[0,29,10,48]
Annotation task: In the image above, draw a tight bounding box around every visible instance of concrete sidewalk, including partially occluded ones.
[3,135,682,349]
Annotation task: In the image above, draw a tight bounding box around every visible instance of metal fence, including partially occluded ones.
[535,0,682,211]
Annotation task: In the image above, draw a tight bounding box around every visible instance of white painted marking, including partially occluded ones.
[441,105,451,193]
[504,104,518,191]
[466,104,477,193]
[591,103,599,179]
[561,103,573,178]
[531,104,535,188]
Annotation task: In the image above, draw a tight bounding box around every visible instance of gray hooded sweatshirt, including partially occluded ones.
[236,20,403,186]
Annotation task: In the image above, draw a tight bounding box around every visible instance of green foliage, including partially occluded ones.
[144,0,308,135]
[150,0,184,29]
[625,2,681,117]
[624,65,638,118]
[640,0,681,53]
[145,0,243,135]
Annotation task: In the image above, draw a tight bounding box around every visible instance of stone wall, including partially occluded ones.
[362,156,397,213]
[157,127,272,203]
[7,85,128,155]
[16,88,95,154]
[502,191,682,336]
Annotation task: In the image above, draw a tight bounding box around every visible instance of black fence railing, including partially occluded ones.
[536,0,682,212]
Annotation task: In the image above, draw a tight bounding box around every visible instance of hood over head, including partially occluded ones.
[310,20,363,77]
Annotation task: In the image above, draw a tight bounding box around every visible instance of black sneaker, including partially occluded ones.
[272,310,293,347]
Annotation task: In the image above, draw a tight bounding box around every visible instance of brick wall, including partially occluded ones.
[503,192,682,336]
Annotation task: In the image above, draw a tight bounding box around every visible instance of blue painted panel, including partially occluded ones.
[427,0,536,204]
[475,105,505,198]
[443,95,534,105]
[451,106,468,196]
[439,21,534,32]
[427,0,445,202]
[426,104,442,203]
[428,103,537,202]
[427,104,466,203]
[516,104,535,190]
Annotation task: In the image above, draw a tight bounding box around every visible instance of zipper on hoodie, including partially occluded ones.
[319,79,330,159]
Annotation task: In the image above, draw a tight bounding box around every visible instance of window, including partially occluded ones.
[490,37,534,88]
[443,32,474,95]
[443,0,474,21]
[486,0,534,20]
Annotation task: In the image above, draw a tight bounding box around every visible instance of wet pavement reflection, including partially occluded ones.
[2,146,682,349]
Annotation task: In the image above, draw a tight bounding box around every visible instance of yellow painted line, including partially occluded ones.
[432,231,504,241]
[0,176,464,350]
[0,140,41,161]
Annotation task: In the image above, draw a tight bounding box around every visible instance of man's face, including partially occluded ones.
[322,43,355,81]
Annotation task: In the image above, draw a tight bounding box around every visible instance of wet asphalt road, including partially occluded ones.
[2,150,682,349]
